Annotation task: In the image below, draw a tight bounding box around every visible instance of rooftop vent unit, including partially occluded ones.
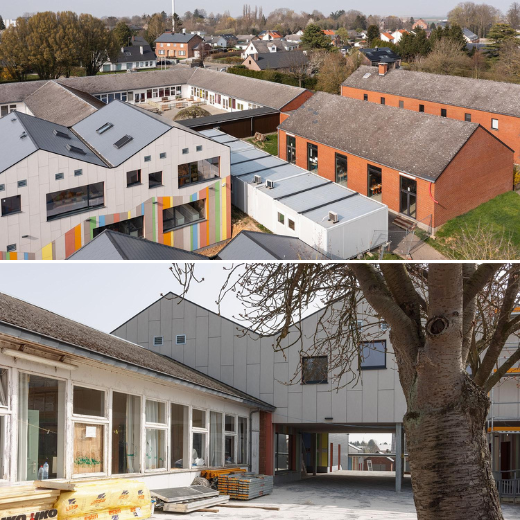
[96,122,114,135]
[53,129,71,139]
[114,135,133,149]
[20,132,27,139]
[66,144,86,155]
[253,174,262,184]
[265,179,275,189]
[328,211,339,223]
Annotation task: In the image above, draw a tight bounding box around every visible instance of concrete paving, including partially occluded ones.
[153,471,520,519]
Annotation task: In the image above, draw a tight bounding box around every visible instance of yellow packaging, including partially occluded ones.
[55,480,151,520]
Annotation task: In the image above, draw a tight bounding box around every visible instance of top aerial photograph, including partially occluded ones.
[0,0,519,260]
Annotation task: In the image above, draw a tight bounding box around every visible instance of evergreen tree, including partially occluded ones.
[113,21,132,47]
[0,15,5,31]
[366,24,380,46]
[301,24,332,50]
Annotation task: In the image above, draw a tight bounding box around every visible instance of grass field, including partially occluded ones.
[246,133,278,156]
[428,191,520,259]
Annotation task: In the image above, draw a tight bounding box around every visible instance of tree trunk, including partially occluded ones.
[405,376,502,520]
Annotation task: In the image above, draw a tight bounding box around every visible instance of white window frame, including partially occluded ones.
[0,366,11,482]
[191,407,209,469]
[491,118,499,130]
[224,414,237,465]
[237,416,248,465]
[71,383,109,478]
[144,398,169,473]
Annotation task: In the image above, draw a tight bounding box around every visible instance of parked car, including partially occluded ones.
[157,60,172,65]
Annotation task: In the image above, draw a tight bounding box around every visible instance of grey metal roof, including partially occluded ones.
[217,230,328,260]
[246,51,308,70]
[343,65,520,119]
[115,43,157,64]
[230,148,269,163]
[177,106,279,128]
[0,292,274,410]
[68,230,207,260]
[24,81,104,127]
[155,32,200,43]
[189,67,308,110]
[0,112,107,174]
[72,100,171,167]
[203,129,386,228]
[278,90,480,182]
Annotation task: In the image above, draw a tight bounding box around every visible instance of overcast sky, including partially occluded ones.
[1,1,513,21]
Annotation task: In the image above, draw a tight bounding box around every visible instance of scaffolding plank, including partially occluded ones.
[163,495,230,513]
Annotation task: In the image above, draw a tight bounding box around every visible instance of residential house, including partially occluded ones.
[359,48,401,68]
[257,30,283,41]
[242,51,308,72]
[0,292,271,485]
[412,18,429,30]
[154,32,203,59]
[391,29,408,43]
[463,28,480,43]
[241,39,299,59]
[278,90,513,231]
[0,101,232,259]
[204,35,238,49]
[285,34,303,45]
[102,37,157,72]
[199,129,388,260]
[342,64,520,162]
[193,42,213,59]
[380,32,395,43]
[236,34,257,50]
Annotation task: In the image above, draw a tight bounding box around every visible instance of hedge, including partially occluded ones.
[227,66,318,90]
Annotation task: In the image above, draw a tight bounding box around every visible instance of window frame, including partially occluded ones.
[307,143,318,172]
[144,398,168,473]
[126,169,142,187]
[335,153,348,187]
[441,108,447,117]
[301,355,328,384]
[149,171,163,189]
[419,104,424,113]
[491,118,499,130]
[277,212,285,225]
[224,415,237,466]
[1,195,21,217]
[465,113,471,122]
[360,340,387,370]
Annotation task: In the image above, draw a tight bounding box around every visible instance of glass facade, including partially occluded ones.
[178,157,220,187]
[163,200,206,232]
[46,182,104,221]
[335,154,348,187]
[112,392,140,474]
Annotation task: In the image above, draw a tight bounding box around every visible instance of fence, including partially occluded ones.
[494,469,520,501]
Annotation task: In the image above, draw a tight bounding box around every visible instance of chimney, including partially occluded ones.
[379,63,388,76]
[182,28,186,34]
[121,47,125,53]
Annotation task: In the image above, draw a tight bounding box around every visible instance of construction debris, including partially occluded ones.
[217,473,274,500]
[0,484,60,518]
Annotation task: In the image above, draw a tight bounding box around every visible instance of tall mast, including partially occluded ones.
[172,0,175,32]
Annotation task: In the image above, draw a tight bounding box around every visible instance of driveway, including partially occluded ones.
[154,471,520,519]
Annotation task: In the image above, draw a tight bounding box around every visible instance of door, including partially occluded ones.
[501,441,511,479]
[287,136,296,164]
[400,176,417,218]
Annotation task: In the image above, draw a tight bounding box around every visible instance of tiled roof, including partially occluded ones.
[0,292,274,410]
[343,65,520,118]
[155,32,200,43]
[278,91,482,182]
[246,51,308,70]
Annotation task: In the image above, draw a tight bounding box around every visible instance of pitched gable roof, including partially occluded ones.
[246,51,308,70]
[155,32,200,43]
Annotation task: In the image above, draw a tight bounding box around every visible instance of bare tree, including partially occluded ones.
[172,263,520,520]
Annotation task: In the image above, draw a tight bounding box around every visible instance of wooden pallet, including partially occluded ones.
[163,495,230,513]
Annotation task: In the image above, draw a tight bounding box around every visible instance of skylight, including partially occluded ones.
[96,122,114,134]
[114,135,134,149]
[53,129,71,139]
[66,144,86,155]
[363,73,371,79]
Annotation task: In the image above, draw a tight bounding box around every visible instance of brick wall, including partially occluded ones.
[259,411,274,476]
[341,84,520,162]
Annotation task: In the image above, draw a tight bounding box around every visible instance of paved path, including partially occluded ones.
[154,471,520,519]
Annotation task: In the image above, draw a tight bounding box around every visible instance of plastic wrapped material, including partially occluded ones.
[54,479,152,520]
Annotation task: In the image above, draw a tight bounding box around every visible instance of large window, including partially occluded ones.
[192,408,207,467]
[126,170,141,187]
[171,403,189,469]
[178,157,219,187]
[275,433,292,472]
[335,153,348,187]
[163,200,205,232]
[112,392,140,474]
[93,215,144,239]
[287,135,296,164]
[46,182,104,221]
[367,165,382,201]
[360,340,387,369]
[18,374,66,481]
[400,176,417,219]
[302,356,328,384]
[307,143,318,172]
[210,412,223,466]
[145,400,167,471]
[1,195,21,216]
[72,385,107,476]
[225,415,236,465]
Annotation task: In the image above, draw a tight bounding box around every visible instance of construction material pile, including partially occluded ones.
[217,473,274,500]
[53,479,152,520]
[0,484,60,519]
[151,485,229,513]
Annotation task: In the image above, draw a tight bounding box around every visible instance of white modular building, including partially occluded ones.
[200,130,388,259]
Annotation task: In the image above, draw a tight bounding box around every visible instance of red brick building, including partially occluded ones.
[278,91,513,230]
[342,65,520,163]
[154,32,203,59]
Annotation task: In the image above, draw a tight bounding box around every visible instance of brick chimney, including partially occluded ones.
[379,63,388,76]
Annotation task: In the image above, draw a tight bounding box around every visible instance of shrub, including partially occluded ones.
[173,106,211,120]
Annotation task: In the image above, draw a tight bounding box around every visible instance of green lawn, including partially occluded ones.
[428,191,520,259]
[246,133,278,156]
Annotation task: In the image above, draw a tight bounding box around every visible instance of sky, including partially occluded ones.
[0,262,390,442]
[0,0,513,21]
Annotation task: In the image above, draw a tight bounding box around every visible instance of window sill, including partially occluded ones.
[1,211,22,217]
[46,205,105,222]
[149,184,164,189]
[178,176,220,189]
[360,366,387,370]
[164,218,207,234]
[127,182,142,188]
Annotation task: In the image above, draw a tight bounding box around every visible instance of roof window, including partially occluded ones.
[66,144,86,155]
[114,135,133,149]
[96,122,114,134]
[53,129,70,139]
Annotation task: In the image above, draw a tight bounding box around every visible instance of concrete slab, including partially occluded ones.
[152,471,520,520]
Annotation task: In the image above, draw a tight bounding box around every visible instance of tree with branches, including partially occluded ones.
[172,262,520,520]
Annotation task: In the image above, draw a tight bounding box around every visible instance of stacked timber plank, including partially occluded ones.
[217,473,274,500]
[151,486,230,513]
[0,484,60,518]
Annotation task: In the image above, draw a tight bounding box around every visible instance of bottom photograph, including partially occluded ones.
[0,262,518,520]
